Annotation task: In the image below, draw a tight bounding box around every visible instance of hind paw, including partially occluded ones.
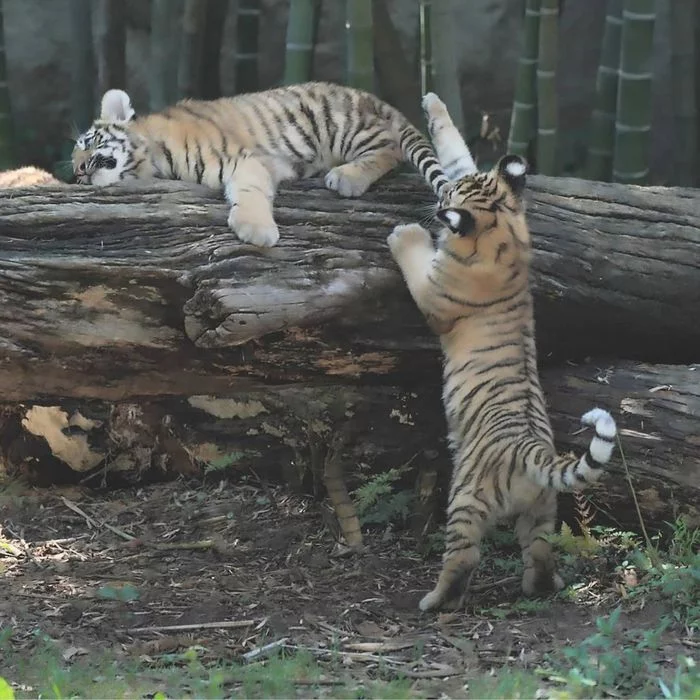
[325,165,372,198]
[522,569,564,597]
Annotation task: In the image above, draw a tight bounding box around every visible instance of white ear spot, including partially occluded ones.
[444,210,461,229]
[505,160,527,177]
[100,89,135,123]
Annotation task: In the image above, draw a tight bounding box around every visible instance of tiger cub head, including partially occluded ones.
[436,154,532,271]
[72,90,147,185]
[421,92,532,287]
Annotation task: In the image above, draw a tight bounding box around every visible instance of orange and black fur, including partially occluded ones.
[0,166,61,188]
[71,82,448,247]
[388,94,617,612]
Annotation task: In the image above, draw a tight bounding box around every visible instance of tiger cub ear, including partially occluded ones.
[496,154,528,196]
[100,89,135,123]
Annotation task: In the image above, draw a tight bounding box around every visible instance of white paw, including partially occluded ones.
[421,92,447,115]
[387,223,432,257]
[228,209,280,248]
[325,166,370,198]
[418,588,442,612]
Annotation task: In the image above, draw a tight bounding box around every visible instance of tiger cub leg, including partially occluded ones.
[224,155,279,247]
[325,146,401,198]
[419,498,487,612]
[515,492,564,596]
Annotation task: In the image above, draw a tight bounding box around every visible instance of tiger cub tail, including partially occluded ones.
[523,408,618,492]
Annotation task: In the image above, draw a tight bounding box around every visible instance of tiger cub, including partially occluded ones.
[71,82,449,248]
[0,166,61,188]
[388,93,617,612]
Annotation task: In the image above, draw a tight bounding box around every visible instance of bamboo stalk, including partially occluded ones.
[586,0,623,181]
[0,0,14,169]
[69,0,96,131]
[200,0,229,99]
[149,0,172,110]
[535,0,558,175]
[669,0,697,186]
[178,0,207,98]
[612,0,656,185]
[95,0,126,96]
[428,0,464,135]
[345,0,374,92]
[283,0,320,84]
[235,0,260,94]
[507,0,541,158]
[419,0,433,96]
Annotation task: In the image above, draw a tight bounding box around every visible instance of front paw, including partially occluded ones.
[387,223,432,260]
[228,207,280,248]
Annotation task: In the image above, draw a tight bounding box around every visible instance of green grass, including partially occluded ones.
[0,631,416,699]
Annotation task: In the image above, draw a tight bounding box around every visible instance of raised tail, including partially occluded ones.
[395,120,450,197]
[521,408,618,492]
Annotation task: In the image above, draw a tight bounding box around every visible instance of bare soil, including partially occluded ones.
[0,477,690,697]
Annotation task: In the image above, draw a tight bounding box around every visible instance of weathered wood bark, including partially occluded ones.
[1,361,698,533]
[0,175,698,406]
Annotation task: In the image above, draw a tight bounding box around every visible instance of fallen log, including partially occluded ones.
[0,176,698,533]
[0,175,697,407]
[2,360,698,532]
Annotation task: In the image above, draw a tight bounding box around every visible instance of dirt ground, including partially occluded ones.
[0,477,692,697]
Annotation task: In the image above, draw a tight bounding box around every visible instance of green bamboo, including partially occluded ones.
[200,0,229,99]
[669,0,697,186]
[0,0,14,169]
[507,0,540,158]
[612,0,656,185]
[69,0,96,131]
[345,0,374,92]
[283,0,320,84]
[178,0,207,98]
[95,0,126,96]
[149,0,178,110]
[235,0,260,94]
[428,0,464,135]
[535,0,558,175]
[586,0,623,181]
[419,0,433,95]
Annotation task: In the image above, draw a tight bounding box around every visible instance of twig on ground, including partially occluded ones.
[124,619,258,634]
[242,637,289,663]
[60,497,134,541]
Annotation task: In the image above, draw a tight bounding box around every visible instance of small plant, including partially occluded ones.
[352,467,415,527]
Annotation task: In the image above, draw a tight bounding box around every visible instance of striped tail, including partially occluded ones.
[396,121,450,197]
[523,408,618,491]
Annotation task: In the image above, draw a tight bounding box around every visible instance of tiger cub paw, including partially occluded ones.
[522,568,565,597]
[387,223,432,260]
[421,92,449,119]
[228,206,280,248]
[325,164,372,198]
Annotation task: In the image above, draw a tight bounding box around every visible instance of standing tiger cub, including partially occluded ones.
[388,93,618,612]
[71,82,448,248]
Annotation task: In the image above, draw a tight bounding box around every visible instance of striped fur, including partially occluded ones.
[0,166,61,188]
[72,82,448,247]
[388,93,617,613]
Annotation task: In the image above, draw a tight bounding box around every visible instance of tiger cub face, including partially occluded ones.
[434,154,532,304]
[72,90,144,185]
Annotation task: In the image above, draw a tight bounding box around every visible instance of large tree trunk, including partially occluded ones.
[0,175,698,532]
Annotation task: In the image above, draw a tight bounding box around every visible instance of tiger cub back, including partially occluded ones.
[388,93,617,612]
[0,166,62,188]
[72,82,449,248]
